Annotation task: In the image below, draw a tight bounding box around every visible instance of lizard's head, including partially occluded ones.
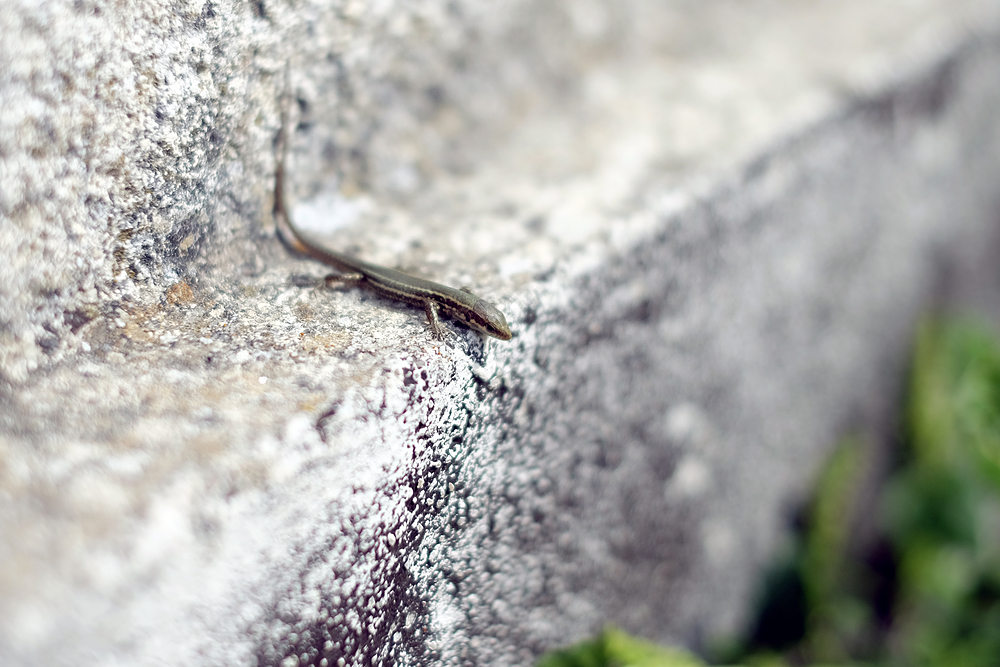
[472,299,513,341]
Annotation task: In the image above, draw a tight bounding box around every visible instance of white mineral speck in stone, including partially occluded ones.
[664,456,712,500]
[664,402,711,445]
[702,518,736,567]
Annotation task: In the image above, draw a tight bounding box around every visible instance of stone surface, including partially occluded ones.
[2,1,1000,666]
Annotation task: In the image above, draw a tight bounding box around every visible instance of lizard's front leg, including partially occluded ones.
[424,300,448,340]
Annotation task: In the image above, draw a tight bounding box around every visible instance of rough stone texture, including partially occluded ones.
[2,1,1000,666]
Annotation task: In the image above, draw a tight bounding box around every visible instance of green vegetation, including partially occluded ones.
[536,626,707,667]
[536,318,1000,667]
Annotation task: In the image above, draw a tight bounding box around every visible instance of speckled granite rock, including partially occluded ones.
[2,1,1000,665]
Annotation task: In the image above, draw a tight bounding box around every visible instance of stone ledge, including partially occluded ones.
[2,1,1000,666]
